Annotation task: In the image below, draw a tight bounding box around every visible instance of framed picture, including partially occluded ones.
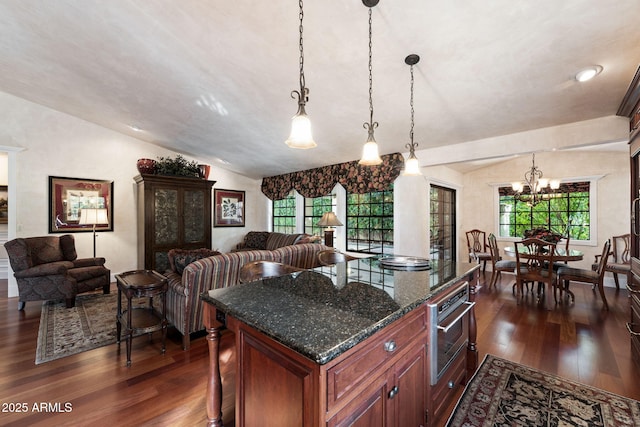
[214,189,245,227]
[48,176,114,233]
[0,185,7,224]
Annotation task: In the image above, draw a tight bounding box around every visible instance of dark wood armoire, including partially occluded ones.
[134,174,215,273]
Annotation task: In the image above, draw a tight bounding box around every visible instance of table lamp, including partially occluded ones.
[79,208,109,257]
[317,212,343,247]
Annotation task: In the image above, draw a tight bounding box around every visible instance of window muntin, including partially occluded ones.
[346,187,393,254]
[272,191,296,233]
[498,182,590,240]
[304,194,336,237]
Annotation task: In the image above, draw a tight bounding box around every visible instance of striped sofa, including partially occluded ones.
[233,231,320,251]
[165,242,330,349]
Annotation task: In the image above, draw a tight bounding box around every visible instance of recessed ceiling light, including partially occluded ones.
[575,65,603,82]
[129,124,143,132]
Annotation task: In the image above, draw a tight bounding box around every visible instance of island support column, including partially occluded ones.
[467,268,479,377]
[204,303,224,427]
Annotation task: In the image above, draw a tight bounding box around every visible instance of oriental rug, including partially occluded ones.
[447,354,640,427]
[36,293,144,364]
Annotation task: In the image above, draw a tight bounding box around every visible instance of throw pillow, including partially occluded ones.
[243,231,270,250]
[169,248,221,275]
[296,234,322,244]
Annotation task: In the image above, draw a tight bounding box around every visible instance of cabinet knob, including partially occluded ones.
[388,385,399,399]
[448,380,455,389]
[383,340,396,352]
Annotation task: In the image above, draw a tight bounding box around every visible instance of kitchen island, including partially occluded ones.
[202,257,480,427]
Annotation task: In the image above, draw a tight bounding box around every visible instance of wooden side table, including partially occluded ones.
[116,269,168,366]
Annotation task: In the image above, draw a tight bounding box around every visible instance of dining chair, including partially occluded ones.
[592,233,630,289]
[487,233,516,289]
[239,261,304,284]
[465,229,491,272]
[317,249,357,266]
[558,239,611,310]
[514,238,557,308]
[552,235,571,271]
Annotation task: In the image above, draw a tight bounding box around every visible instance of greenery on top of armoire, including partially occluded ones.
[155,155,200,177]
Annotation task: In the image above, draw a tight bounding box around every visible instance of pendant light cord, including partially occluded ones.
[298,0,306,97]
[368,7,373,124]
[409,63,415,144]
[364,7,378,133]
[404,54,420,155]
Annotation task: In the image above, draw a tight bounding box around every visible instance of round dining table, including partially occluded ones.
[503,246,584,262]
[503,245,585,309]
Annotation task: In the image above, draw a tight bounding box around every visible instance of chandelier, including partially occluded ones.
[511,153,560,207]
[285,0,316,149]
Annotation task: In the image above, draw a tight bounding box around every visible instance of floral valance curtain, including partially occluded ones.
[261,153,405,200]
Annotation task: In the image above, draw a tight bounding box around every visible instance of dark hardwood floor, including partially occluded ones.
[1,271,639,427]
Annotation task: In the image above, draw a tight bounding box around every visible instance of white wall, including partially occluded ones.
[394,174,430,258]
[0,91,261,297]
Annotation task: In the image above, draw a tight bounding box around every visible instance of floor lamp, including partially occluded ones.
[79,208,109,257]
[317,212,343,247]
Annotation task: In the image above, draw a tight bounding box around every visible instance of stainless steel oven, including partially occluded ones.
[427,280,475,385]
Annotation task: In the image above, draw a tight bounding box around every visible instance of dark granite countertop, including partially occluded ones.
[201,257,479,365]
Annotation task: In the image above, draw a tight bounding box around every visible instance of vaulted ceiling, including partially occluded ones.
[0,1,638,178]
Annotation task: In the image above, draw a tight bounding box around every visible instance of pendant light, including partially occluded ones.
[358,0,383,166]
[285,0,316,149]
[402,54,422,176]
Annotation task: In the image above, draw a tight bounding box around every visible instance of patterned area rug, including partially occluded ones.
[447,354,640,426]
[36,293,143,364]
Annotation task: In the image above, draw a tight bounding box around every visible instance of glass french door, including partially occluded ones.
[430,185,456,260]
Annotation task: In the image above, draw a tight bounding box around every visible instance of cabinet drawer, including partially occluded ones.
[326,308,427,411]
[429,348,466,426]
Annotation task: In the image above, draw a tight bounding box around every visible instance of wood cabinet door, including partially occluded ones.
[182,188,208,244]
[393,343,426,427]
[327,371,389,427]
[327,342,427,427]
[235,324,319,427]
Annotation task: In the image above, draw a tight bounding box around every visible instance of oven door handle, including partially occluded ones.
[437,301,475,333]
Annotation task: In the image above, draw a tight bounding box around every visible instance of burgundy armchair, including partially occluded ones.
[5,234,110,310]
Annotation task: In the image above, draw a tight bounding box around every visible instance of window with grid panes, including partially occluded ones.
[346,187,394,254]
[304,194,336,237]
[430,185,456,260]
[272,191,296,233]
[498,181,590,240]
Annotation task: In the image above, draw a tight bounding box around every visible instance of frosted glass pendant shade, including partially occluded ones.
[285,112,316,149]
[359,140,382,165]
[402,156,422,176]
